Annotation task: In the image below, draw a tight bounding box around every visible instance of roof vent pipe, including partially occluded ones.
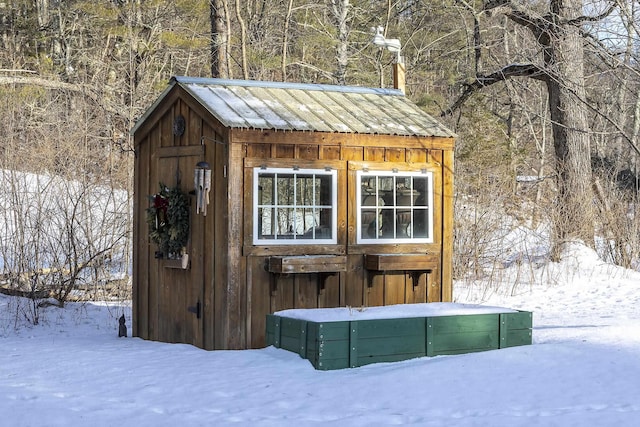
[372,26,405,94]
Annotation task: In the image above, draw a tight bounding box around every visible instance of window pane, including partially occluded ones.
[296,207,315,236]
[318,207,332,237]
[258,174,274,205]
[361,176,376,194]
[361,208,379,239]
[277,174,294,206]
[413,208,429,238]
[380,208,396,238]
[275,207,294,237]
[318,175,332,206]
[413,177,429,207]
[296,175,314,206]
[258,207,275,239]
[397,189,417,207]
[379,176,394,193]
[396,210,412,238]
[362,186,383,207]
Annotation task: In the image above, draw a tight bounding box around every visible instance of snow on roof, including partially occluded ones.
[131,76,456,138]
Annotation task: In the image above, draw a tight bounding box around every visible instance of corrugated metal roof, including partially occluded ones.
[132,76,456,138]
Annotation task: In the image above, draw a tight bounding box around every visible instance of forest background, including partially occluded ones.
[1,0,638,315]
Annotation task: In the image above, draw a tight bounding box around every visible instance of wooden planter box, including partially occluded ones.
[266,306,532,370]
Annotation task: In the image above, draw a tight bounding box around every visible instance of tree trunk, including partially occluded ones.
[331,0,350,85]
[210,0,230,78]
[235,0,249,80]
[546,0,595,253]
[281,0,294,82]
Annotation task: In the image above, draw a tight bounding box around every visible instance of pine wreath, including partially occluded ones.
[146,183,190,258]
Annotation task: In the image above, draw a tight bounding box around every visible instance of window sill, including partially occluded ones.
[364,254,438,271]
[268,255,347,274]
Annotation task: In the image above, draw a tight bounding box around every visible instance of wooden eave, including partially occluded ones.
[229,128,454,151]
[132,85,230,145]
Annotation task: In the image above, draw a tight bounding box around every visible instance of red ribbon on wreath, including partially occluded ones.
[152,193,169,229]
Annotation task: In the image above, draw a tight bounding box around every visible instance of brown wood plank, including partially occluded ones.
[347,160,436,173]
[430,149,442,165]
[160,110,173,149]
[243,158,344,170]
[295,274,317,309]
[156,155,177,343]
[427,267,441,303]
[147,127,161,341]
[345,255,365,307]
[231,129,455,151]
[384,273,406,305]
[364,147,385,161]
[244,245,346,257]
[246,143,270,159]
[202,126,221,349]
[178,99,189,146]
[248,256,271,348]
[212,132,228,349]
[348,243,442,255]
[406,148,427,163]
[187,103,202,147]
[347,169,358,246]
[406,270,427,304]
[385,148,405,162]
[441,149,455,302]
[268,255,347,274]
[366,270,385,307]
[318,272,341,308]
[320,145,341,160]
[225,141,247,349]
[182,159,197,346]
[275,144,295,158]
[341,146,364,161]
[133,133,150,339]
[336,168,348,247]
[273,274,295,312]
[297,144,319,160]
[158,145,204,158]
[430,150,444,247]
[365,254,439,271]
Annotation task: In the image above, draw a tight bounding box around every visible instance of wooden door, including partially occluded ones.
[156,147,206,347]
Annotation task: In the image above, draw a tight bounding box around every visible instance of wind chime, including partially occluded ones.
[194,161,211,216]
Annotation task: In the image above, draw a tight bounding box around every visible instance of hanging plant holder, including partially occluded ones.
[146,183,190,259]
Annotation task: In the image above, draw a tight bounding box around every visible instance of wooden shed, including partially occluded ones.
[131,76,456,350]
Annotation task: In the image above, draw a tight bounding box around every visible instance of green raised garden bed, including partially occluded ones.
[266,303,532,370]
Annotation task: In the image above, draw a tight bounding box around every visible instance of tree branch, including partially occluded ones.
[483,0,542,34]
[566,2,617,26]
[0,76,125,119]
[442,63,548,116]
[0,75,82,91]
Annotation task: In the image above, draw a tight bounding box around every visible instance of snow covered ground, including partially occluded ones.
[1,242,639,426]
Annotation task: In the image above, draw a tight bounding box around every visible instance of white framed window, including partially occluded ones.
[356,170,433,244]
[253,167,337,245]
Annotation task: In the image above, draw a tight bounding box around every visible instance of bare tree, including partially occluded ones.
[444,0,633,254]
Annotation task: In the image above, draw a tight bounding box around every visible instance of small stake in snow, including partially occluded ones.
[118,314,127,338]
